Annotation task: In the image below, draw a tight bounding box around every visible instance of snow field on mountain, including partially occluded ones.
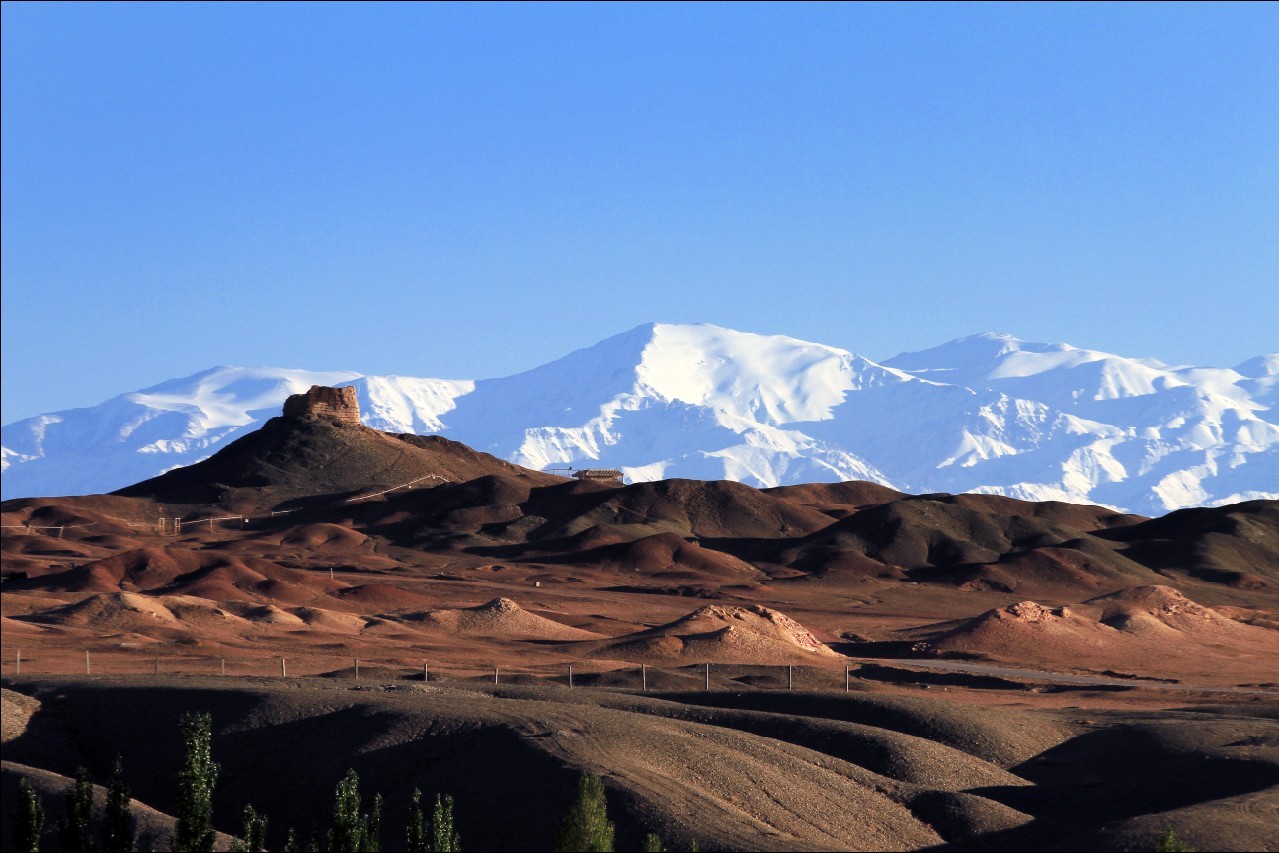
[3,323,1276,514]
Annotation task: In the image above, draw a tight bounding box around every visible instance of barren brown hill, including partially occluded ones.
[404,597,603,640]
[6,677,1277,852]
[18,545,339,599]
[518,532,765,581]
[113,385,560,511]
[910,585,1279,682]
[763,481,906,519]
[517,477,837,542]
[1092,499,1279,587]
[5,397,1279,853]
[582,604,842,665]
[776,496,1171,593]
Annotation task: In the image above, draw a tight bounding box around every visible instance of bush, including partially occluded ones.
[1156,826,1193,852]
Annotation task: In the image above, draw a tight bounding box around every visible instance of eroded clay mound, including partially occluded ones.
[18,591,254,636]
[406,597,602,640]
[590,604,841,664]
[29,546,348,607]
[922,585,1279,672]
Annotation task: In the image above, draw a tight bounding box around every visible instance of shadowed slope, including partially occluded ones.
[114,415,557,511]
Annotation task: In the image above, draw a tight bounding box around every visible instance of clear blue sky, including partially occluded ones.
[3,2,1276,422]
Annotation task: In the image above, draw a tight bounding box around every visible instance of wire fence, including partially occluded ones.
[0,647,860,692]
[0,522,99,538]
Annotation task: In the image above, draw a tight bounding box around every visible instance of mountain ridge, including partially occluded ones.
[4,322,1276,514]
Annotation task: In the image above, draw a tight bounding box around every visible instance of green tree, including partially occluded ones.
[368,793,383,853]
[12,778,45,853]
[431,793,460,853]
[57,766,94,853]
[326,769,381,853]
[642,833,665,852]
[174,711,218,853]
[230,803,269,853]
[555,774,614,853]
[1156,826,1193,852]
[406,789,428,853]
[102,757,134,853]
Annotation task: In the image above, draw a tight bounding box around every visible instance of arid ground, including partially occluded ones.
[3,388,1277,850]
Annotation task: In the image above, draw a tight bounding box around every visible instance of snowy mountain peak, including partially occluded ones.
[634,323,872,424]
[1236,353,1279,378]
[3,325,1276,515]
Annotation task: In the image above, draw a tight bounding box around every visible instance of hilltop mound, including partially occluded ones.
[535,532,764,580]
[777,495,1168,593]
[586,604,841,664]
[24,545,336,600]
[113,386,559,510]
[914,585,1279,680]
[1084,584,1256,637]
[763,481,905,519]
[524,478,835,543]
[1094,500,1279,586]
[19,591,252,637]
[406,598,602,641]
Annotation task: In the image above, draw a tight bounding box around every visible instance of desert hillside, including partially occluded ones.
[3,387,1277,851]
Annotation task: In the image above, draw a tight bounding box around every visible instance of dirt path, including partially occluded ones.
[844,656,1279,695]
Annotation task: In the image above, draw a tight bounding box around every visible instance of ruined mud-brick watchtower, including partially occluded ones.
[282,385,362,426]
[573,469,624,484]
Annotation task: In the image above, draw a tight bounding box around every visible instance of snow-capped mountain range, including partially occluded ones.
[4,323,1277,515]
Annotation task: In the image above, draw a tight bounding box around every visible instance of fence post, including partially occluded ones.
[57,526,64,539]
[845,667,850,693]
[494,666,499,685]
[221,658,226,677]
[280,657,287,678]
[705,662,710,691]
[330,567,335,581]
[568,664,573,689]
[85,650,91,675]
[15,649,20,676]
[423,661,429,682]
[641,664,647,692]
[788,664,793,690]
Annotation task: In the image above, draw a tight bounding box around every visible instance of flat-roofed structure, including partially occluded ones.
[573,469,624,484]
